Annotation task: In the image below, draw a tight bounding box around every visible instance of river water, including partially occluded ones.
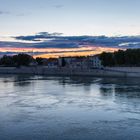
[0,75,140,140]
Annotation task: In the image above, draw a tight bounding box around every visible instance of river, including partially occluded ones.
[0,75,140,140]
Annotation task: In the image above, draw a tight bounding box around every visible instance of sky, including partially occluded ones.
[0,0,140,58]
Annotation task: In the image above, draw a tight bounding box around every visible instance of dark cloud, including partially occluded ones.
[13,32,140,49]
[0,33,140,56]
[81,36,140,48]
[14,32,63,41]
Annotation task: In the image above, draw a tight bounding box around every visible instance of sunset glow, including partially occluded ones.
[33,47,120,58]
[0,46,120,58]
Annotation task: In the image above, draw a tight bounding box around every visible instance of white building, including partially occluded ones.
[88,55,103,69]
[58,55,103,69]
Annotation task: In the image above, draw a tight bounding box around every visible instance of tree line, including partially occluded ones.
[0,54,44,67]
[1,49,140,67]
[99,49,140,67]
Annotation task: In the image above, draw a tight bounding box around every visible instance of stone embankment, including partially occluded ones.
[0,66,140,78]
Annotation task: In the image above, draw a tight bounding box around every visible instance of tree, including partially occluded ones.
[13,54,33,66]
[36,57,44,65]
[114,50,125,65]
[61,57,66,67]
[99,49,140,67]
[100,52,115,66]
[0,55,14,66]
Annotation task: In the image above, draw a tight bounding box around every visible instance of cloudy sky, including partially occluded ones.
[0,0,140,58]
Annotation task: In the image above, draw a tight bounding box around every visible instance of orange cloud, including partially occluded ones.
[34,47,120,58]
[0,46,121,58]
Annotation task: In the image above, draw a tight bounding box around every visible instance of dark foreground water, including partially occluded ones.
[0,75,140,140]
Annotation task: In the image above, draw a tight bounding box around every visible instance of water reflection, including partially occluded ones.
[57,76,97,86]
[13,75,33,87]
[0,75,140,140]
[100,86,114,98]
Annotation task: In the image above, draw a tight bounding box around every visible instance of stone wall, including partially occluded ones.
[0,67,140,78]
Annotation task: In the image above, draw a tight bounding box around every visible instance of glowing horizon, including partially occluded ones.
[33,47,120,58]
[0,46,120,58]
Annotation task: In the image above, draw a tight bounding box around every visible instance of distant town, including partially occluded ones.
[0,53,102,69]
[0,49,140,69]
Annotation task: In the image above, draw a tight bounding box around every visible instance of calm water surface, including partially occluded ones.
[0,75,140,140]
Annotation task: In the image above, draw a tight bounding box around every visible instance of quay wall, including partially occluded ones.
[0,67,140,78]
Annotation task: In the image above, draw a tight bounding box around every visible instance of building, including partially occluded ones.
[58,55,103,69]
[88,55,103,69]
[43,58,58,68]
[58,57,87,68]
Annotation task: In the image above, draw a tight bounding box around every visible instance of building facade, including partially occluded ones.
[58,55,103,69]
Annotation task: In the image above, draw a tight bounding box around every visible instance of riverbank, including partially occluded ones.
[0,66,140,78]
